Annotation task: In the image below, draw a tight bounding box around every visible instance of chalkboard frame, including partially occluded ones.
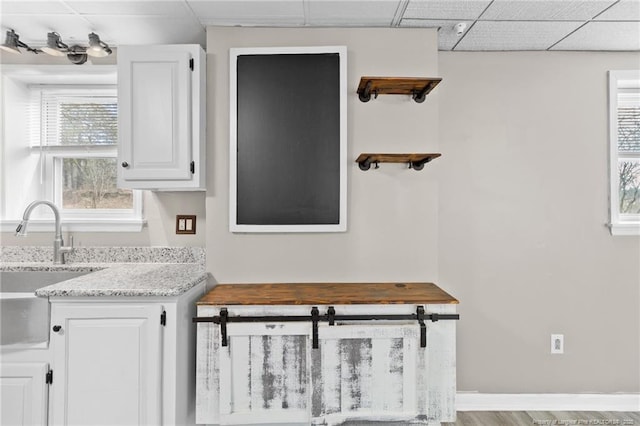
[229,46,348,233]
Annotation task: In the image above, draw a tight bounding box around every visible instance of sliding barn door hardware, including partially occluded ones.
[193,306,459,349]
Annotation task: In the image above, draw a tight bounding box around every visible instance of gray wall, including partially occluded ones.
[205,27,441,283]
[206,28,639,393]
[438,51,640,393]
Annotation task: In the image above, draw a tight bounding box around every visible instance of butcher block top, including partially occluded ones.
[197,282,458,306]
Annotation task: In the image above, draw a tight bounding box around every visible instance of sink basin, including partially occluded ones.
[0,270,90,346]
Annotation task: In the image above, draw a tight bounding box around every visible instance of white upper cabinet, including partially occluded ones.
[117,45,206,190]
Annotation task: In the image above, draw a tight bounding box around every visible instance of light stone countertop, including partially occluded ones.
[0,246,208,297]
[0,263,207,297]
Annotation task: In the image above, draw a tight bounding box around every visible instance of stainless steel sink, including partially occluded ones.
[0,270,90,346]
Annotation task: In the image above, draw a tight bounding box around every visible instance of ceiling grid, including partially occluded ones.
[0,0,638,51]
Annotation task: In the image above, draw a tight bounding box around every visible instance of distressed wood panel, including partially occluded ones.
[312,324,420,425]
[220,323,311,424]
[426,305,457,423]
[195,306,220,424]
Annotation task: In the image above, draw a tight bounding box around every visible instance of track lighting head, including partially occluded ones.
[87,32,112,58]
[42,32,69,57]
[0,29,40,54]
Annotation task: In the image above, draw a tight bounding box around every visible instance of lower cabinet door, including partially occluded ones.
[312,324,424,425]
[50,303,163,426]
[0,363,49,426]
[218,322,311,425]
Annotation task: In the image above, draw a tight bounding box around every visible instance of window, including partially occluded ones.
[609,70,640,236]
[0,66,143,232]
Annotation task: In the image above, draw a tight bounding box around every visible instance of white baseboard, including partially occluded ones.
[456,393,640,411]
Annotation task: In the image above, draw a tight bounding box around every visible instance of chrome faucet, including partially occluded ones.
[15,200,74,264]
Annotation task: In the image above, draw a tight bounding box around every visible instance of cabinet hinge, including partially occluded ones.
[46,369,53,385]
[190,161,195,174]
[161,310,167,326]
[189,58,194,71]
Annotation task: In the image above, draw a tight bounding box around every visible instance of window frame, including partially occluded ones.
[0,66,144,233]
[608,70,640,236]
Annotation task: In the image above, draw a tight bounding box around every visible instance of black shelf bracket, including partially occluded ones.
[358,80,374,102]
[193,306,459,350]
[358,156,376,171]
[408,157,434,171]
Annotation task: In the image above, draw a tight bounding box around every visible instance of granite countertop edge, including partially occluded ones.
[1,262,208,297]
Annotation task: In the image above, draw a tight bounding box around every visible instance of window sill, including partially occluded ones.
[608,222,640,236]
[0,218,146,233]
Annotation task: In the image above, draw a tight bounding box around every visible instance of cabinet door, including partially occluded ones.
[0,363,48,426]
[312,324,424,424]
[50,303,163,426]
[118,47,192,183]
[219,322,311,425]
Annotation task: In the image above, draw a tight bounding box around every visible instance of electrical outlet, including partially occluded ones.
[551,334,564,354]
[176,215,196,234]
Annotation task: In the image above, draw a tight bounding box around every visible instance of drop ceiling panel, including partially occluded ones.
[307,1,399,25]
[551,21,640,50]
[64,1,193,17]
[400,19,472,50]
[480,0,615,21]
[89,16,205,45]
[594,0,640,21]
[0,15,95,45]
[403,0,491,20]
[189,1,305,25]
[455,20,584,50]
[0,1,71,15]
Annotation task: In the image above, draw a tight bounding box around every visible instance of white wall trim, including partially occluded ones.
[456,393,640,411]
[0,218,146,233]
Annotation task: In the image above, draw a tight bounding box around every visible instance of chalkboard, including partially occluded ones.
[230,46,347,233]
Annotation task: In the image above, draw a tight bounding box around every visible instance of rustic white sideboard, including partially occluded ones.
[194,282,458,425]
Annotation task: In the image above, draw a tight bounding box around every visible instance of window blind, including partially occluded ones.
[41,91,117,146]
[618,91,640,153]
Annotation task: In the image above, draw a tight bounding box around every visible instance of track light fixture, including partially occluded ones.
[87,32,112,57]
[0,29,112,64]
[0,29,40,54]
[42,32,68,56]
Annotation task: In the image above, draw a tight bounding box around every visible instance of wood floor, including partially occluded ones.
[340,412,640,425]
[442,411,640,425]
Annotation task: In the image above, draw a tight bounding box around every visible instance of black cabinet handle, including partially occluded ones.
[52,325,62,332]
[121,161,129,168]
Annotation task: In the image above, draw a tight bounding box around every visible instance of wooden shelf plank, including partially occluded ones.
[197,282,459,306]
[356,153,441,170]
[357,77,441,102]
[356,153,441,164]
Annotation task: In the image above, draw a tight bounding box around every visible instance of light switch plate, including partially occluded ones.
[176,215,196,234]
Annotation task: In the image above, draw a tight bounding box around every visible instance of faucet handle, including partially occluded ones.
[59,234,74,256]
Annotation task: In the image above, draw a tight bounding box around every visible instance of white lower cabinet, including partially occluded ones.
[48,282,205,426]
[49,303,163,426]
[0,362,49,426]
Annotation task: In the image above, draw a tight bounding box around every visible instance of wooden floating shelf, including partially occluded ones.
[357,77,442,103]
[356,153,441,171]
